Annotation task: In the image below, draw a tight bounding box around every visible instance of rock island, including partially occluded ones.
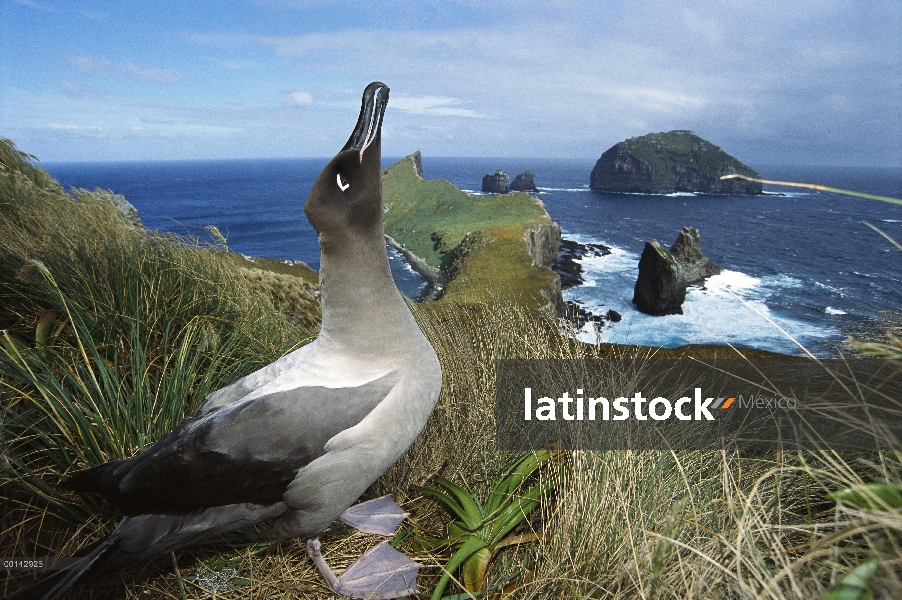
[590,130,762,195]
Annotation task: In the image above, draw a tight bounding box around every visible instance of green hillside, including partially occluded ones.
[382,153,560,309]
[382,154,550,265]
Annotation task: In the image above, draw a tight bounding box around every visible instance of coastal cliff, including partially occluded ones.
[590,130,762,194]
[524,222,564,314]
[382,152,563,314]
[524,222,562,270]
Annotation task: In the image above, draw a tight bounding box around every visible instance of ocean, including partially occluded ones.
[44,158,902,357]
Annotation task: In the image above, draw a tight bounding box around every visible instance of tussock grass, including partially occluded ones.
[0,139,318,595]
[399,302,902,599]
[2,139,899,598]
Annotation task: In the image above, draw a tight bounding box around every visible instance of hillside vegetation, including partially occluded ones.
[1,139,899,599]
[382,153,561,310]
[382,154,549,268]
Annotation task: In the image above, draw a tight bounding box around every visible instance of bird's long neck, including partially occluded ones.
[316,230,424,357]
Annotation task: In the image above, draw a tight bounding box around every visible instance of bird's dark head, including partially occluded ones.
[305,82,389,247]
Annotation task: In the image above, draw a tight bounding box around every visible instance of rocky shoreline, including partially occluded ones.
[554,239,612,289]
[384,234,445,301]
[553,238,622,330]
[391,232,619,326]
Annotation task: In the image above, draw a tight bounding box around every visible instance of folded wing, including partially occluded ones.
[62,371,400,516]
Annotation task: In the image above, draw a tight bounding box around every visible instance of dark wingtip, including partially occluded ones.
[60,460,126,499]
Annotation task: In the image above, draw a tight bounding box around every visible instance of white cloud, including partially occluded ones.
[391,96,485,118]
[64,53,115,75]
[45,123,104,133]
[201,56,258,70]
[9,0,56,11]
[64,54,184,86]
[279,90,314,106]
[58,80,83,97]
[597,87,708,113]
[14,1,898,164]
[125,62,184,85]
[130,122,242,138]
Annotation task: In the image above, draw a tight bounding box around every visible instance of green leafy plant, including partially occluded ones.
[415,450,557,600]
[823,557,881,600]
[828,483,902,511]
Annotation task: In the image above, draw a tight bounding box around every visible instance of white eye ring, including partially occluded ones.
[336,173,350,191]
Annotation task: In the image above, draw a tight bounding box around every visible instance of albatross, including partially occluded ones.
[12,81,442,600]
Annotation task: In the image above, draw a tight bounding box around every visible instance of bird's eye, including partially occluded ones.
[336,173,350,191]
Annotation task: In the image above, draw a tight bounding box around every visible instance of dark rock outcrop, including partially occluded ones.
[482,170,510,193]
[562,303,623,330]
[554,239,612,289]
[564,301,605,329]
[410,149,424,179]
[590,130,762,195]
[91,189,144,228]
[633,227,721,316]
[523,222,564,315]
[670,226,722,284]
[510,171,539,192]
[633,240,687,316]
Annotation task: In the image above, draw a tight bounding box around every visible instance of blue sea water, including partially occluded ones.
[45,158,902,356]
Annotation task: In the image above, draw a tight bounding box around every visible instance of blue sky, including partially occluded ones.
[1,0,900,166]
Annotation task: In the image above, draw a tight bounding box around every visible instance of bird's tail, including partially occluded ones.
[7,504,288,599]
[5,528,125,600]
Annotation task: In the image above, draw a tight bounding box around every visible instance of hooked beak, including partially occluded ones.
[341,82,390,164]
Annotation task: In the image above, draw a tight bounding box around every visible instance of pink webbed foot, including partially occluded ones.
[307,539,420,600]
[339,495,410,536]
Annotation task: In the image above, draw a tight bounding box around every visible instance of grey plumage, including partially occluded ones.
[11,81,441,599]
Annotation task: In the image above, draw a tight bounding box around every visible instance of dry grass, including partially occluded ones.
[2,139,900,598]
[5,266,900,600]
[403,303,902,600]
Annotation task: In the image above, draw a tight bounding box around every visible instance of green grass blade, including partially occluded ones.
[720,174,902,205]
[430,535,489,600]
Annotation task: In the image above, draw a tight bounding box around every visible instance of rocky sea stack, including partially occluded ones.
[482,170,510,193]
[510,171,539,192]
[590,130,762,195]
[633,226,722,316]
